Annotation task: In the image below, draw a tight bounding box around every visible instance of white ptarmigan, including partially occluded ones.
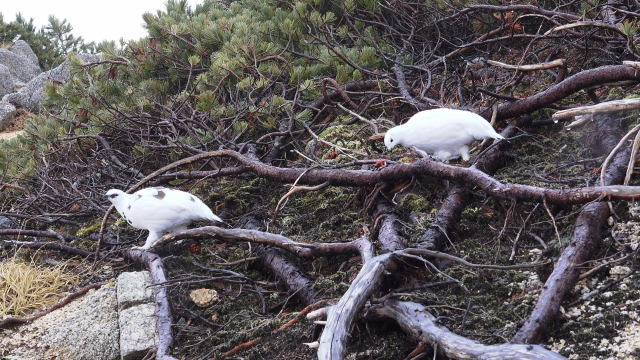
[105,187,223,250]
[384,108,503,161]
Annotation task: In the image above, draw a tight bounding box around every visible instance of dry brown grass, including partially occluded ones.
[0,256,79,318]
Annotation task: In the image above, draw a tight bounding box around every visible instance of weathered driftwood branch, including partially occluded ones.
[552,98,640,120]
[513,113,629,344]
[487,59,566,71]
[255,246,318,305]
[392,62,435,110]
[318,252,395,360]
[124,250,177,360]
[150,225,374,262]
[372,300,566,360]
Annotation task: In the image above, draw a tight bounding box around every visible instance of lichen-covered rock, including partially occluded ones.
[10,40,40,68]
[118,304,158,360]
[0,64,17,98]
[189,288,219,307]
[116,271,154,309]
[0,101,17,131]
[3,53,99,112]
[0,286,120,360]
[0,48,41,83]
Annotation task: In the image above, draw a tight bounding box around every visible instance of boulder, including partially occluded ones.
[0,101,17,131]
[3,53,100,112]
[116,271,158,360]
[0,48,41,83]
[0,286,120,360]
[0,64,17,98]
[0,270,159,360]
[10,40,40,68]
[116,271,154,309]
[118,304,158,360]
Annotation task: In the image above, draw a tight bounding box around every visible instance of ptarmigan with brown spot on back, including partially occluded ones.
[105,187,223,250]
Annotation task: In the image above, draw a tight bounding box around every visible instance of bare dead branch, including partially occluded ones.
[553,98,640,121]
[0,229,79,242]
[487,59,566,71]
[1,240,95,257]
[102,149,640,206]
[372,300,566,360]
[494,65,640,120]
[544,21,624,36]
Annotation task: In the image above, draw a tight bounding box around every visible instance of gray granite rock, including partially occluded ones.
[118,304,158,360]
[3,53,99,112]
[0,48,41,83]
[0,286,120,360]
[0,101,17,131]
[10,40,40,68]
[116,271,154,310]
[0,64,17,98]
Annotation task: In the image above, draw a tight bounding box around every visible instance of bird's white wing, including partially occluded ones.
[163,188,219,222]
[401,115,475,153]
[406,108,501,141]
[123,188,215,232]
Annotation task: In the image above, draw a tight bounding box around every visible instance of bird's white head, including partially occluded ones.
[384,127,401,150]
[105,189,127,205]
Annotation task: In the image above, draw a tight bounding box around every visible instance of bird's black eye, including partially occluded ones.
[390,139,394,142]
[109,194,118,198]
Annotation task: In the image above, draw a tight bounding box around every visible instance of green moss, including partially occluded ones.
[75,221,102,238]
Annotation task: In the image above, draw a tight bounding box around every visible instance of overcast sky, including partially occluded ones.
[2,0,204,43]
